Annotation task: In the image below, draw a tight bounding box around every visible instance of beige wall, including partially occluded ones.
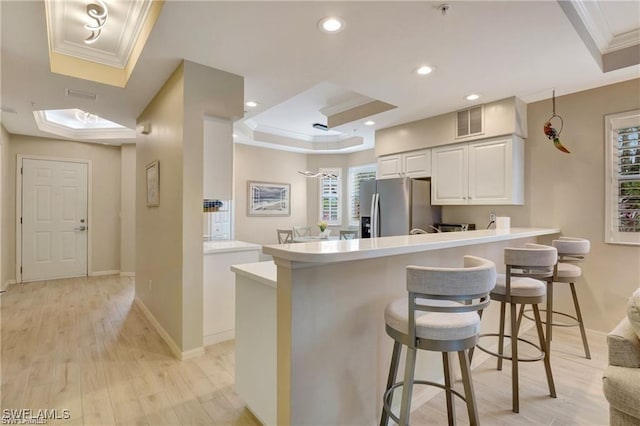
[234,144,308,245]
[305,149,377,230]
[443,78,640,332]
[136,61,243,354]
[5,134,121,280]
[120,144,136,274]
[1,125,11,288]
[136,64,186,351]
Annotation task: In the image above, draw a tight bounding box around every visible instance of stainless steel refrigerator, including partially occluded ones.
[359,177,442,238]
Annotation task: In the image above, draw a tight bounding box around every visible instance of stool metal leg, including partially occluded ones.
[533,304,556,398]
[442,352,456,426]
[380,341,402,426]
[516,304,525,333]
[458,350,479,426]
[468,309,484,364]
[546,281,554,346]
[497,302,506,371]
[399,347,417,426]
[570,282,591,359]
[510,302,520,413]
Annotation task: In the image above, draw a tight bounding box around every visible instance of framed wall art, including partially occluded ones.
[247,181,290,216]
[146,160,159,207]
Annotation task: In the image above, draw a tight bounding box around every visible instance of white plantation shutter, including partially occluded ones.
[606,111,640,245]
[348,164,376,225]
[319,168,341,225]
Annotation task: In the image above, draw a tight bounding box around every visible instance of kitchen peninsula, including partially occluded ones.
[237,228,560,425]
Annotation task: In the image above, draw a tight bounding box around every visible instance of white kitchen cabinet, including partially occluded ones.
[431,135,524,205]
[376,148,431,179]
[203,240,261,346]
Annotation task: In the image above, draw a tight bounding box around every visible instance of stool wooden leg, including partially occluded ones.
[399,347,417,426]
[497,302,506,371]
[380,341,402,426]
[443,352,456,426]
[510,302,520,413]
[458,350,479,426]
[533,304,556,398]
[570,282,591,359]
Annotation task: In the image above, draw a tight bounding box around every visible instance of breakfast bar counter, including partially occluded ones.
[256,228,560,425]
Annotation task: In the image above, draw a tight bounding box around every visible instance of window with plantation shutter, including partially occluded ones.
[348,164,376,226]
[605,110,640,245]
[319,168,341,225]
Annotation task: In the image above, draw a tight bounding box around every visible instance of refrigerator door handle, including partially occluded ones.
[371,193,380,238]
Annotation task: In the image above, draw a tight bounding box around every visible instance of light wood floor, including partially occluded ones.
[1,275,609,425]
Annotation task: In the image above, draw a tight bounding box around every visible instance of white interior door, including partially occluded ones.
[21,158,88,282]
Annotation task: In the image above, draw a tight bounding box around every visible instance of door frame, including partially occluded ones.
[16,155,93,283]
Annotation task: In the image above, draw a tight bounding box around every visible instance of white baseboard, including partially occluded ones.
[204,330,235,347]
[120,272,136,277]
[89,270,120,277]
[134,297,204,360]
[1,279,16,291]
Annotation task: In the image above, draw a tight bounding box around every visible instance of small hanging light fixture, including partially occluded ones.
[298,170,339,179]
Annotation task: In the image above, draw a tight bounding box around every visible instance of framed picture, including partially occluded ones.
[146,160,159,207]
[247,181,290,216]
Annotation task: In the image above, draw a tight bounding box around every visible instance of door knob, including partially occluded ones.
[75,226,86,231]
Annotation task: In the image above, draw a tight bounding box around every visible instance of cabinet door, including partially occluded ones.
[469,138,522,204]
[377,154,402,179]
[403,149,431,178]
[431,145,468,205]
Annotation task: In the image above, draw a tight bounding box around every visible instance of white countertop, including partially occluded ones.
[204,240,262,255]
[262,227,560,264]
[231,261,277,288]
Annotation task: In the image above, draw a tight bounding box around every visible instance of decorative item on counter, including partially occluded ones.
[318,221,331,238]
[203,199,223,212]
[543,90,570,154]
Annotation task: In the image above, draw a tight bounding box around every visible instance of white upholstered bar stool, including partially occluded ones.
[474,244,557,413]
[550,237,591,358]
[380,256,496,426]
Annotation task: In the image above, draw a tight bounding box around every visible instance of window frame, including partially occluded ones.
[605,110,640,246]
[318,167,342,226]
[348,163,377,226]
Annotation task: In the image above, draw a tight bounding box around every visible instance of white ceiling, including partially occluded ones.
[1,1,639,150]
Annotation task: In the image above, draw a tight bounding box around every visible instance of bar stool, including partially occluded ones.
[527,237,591,359]
[551,237,591,358]
[474,244,557,413]
[380,256,496,426]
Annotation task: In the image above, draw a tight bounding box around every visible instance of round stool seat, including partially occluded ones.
[493,274,546,298]
[385,298,480,341]
[556,262,582,279]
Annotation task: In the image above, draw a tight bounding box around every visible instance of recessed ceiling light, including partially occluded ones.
[232,133,238,138]
[318,17,345,33]
[364,120,375,126]
[416,65,433,75]
[466,94,480,101]
[245,101,258,108]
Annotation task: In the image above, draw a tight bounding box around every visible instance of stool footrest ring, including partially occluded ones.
[382,379,467,425]
[521,308,581,328]
[475,333,545,362]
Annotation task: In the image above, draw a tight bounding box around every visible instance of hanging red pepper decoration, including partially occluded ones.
[543,90,570,154]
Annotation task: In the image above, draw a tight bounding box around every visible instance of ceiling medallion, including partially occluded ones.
[84,0,108,45]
